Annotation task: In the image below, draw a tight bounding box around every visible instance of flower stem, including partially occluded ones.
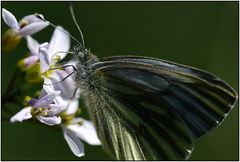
[4,68,20,95]
[2,67,24,117]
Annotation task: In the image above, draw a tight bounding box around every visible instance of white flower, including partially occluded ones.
[63,128,85,157]
[39,26,70,73]
[18,36,40,69]
[26,36,40,56]
[43,82,70,109]
[61,99,101,157]
[31,22,99,157]
[37,25,74,107]
[65,118,101,145]
[10,89,66,126]
[2,8,49,36]
[10,107,32,123]
[3,11,99,157]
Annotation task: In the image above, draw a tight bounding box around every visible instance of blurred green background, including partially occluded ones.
[1,1,238,160]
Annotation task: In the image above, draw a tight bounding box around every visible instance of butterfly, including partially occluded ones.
[72,50,237,160]
[39,5,238,160]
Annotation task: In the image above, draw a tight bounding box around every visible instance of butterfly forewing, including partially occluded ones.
[82,56,237,160]
[95,56,237,138]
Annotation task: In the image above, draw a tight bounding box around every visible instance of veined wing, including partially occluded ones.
[83,74,194,160]
[98,56,238,138]
[82,56,237,160]
[101,55,237,98]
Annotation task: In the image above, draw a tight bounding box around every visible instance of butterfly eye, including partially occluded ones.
[78,52,84,58]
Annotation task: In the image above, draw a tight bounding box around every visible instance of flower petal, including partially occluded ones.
[43,84,70,106]
[48,26,70,62]
[21,14,43,24]
[23,55,39,68]
[63,128,85,157]
[2,8,19,30]
[55,70,78,98]
[26,36,40,56]
[10,107,32,123]
[47,104,66,116]
[33,91,60,108]
[64,100,79,115]
[39,45,50,73]
[40,42,49,49]
[67,118,101,145]
[36,115,61,126]
[38,87,48,99]
[18,21,49,36]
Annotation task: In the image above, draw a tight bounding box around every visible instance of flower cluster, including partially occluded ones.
[2,8,101,157]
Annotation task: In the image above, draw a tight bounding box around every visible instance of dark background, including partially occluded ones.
[1,1,238,160]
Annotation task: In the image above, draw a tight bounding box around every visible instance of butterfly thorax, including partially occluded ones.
[74,47,98,90]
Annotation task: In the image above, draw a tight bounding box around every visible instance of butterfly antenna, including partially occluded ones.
[35,14,82,46]
[69,3,86,48]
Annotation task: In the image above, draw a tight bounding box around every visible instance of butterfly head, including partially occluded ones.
[72,44,98,88]
[73,44,88,63]
[72,44,97,63]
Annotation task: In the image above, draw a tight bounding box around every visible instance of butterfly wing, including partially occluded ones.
[82,56,237,160]
[99,56,238,138]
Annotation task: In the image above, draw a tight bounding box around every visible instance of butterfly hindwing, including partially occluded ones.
[82,56,237,160]
[83,72,194,160]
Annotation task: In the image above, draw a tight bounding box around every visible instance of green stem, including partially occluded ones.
[2,66,26,102]
[2,68,24,117]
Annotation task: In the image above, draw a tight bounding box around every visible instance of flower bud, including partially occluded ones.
[25,63,43,84]
[2,29,21,52]
[17,55,39,72]
[23,96,31,106]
